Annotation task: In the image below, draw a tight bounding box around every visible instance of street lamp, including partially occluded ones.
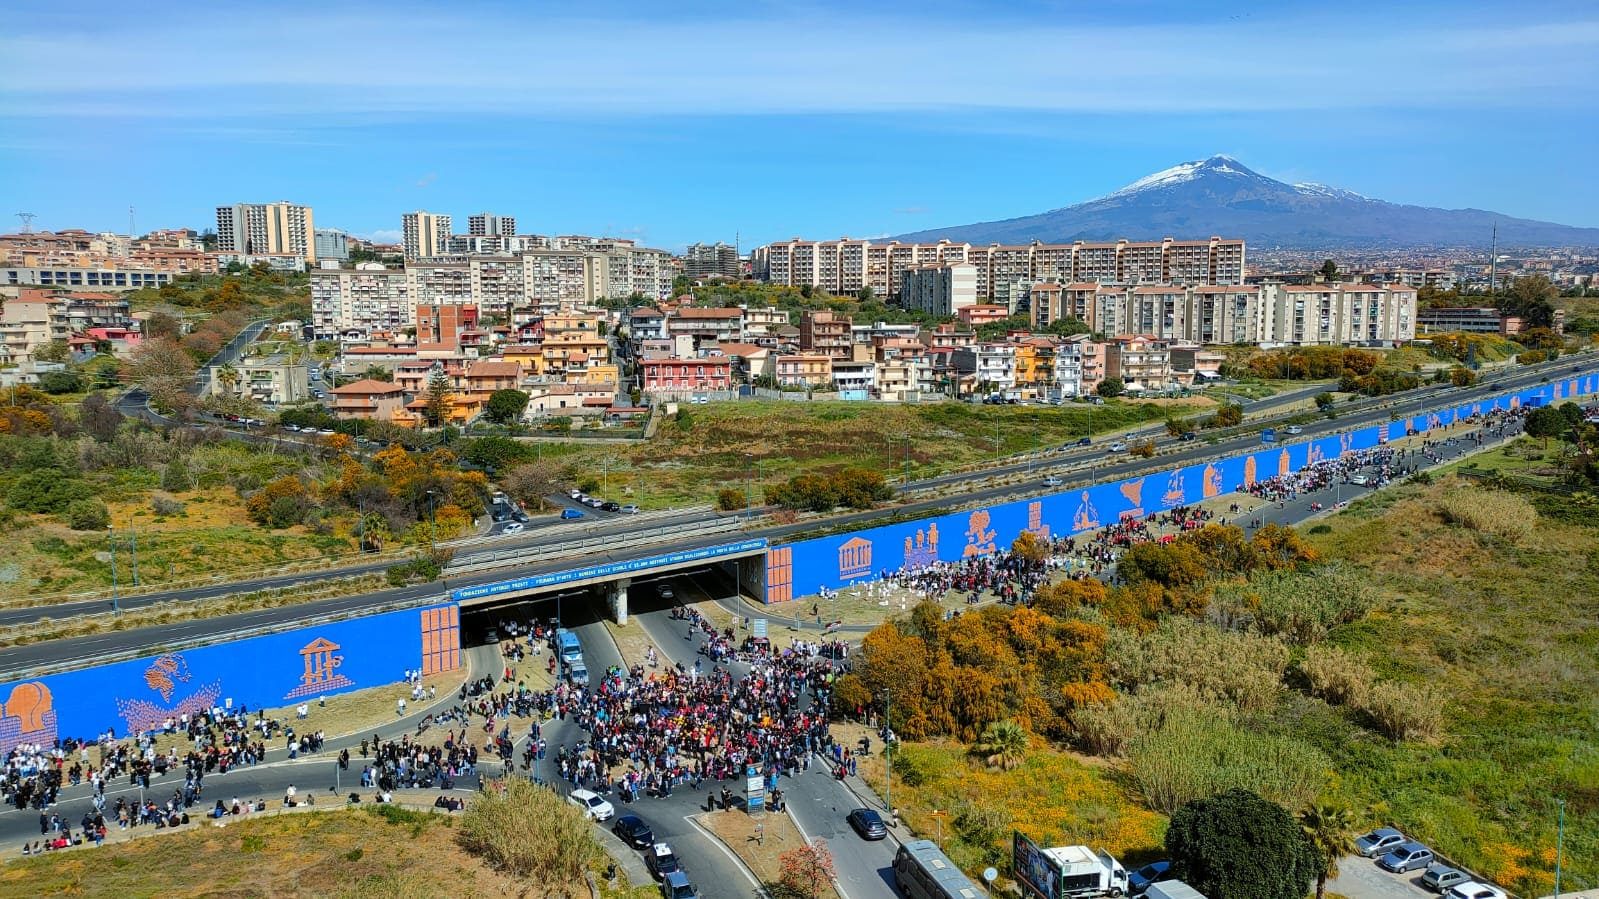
[1555,797,1566,898]
[107,526,120,615]
[424,489,438,557]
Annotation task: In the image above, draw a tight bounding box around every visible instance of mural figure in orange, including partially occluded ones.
[1277,448,1291,477]
[1243,455,1258,488]
[963,509,997,557]
[0,682,57,756]
[286,638,354,700]
[1072,492,1100,531]
[1161,470,1185,508]
[1202,463,1222,498]
[904,524,939,568]
[117,653,221,736]
[1119,478,1144,519]
[1025,501,1050,540]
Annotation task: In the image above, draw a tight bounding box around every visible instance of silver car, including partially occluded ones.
[1377,842,1433,873]
[1420,864,1471,893]
[1355,827,1406,858]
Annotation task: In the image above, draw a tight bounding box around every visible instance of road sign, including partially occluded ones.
[1261,428,1277,444]
[752,618,767,638]
[745,764,765,811]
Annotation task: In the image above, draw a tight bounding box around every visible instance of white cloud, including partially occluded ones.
[364,229,402,243]
[1,8,1595,119]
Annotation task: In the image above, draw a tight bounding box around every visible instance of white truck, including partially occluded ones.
[1144,881,1207,899]
[1044,845,1130,898]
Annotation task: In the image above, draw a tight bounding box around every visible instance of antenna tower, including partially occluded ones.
[15,213,35,234]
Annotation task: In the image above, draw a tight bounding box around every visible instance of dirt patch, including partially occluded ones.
[698,808,841,899]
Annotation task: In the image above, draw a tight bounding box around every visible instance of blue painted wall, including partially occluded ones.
[775,374,1596,601]
[0,603,451,753]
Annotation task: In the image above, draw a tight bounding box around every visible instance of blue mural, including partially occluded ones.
[0,603,451,754]
[772,376,1593,602]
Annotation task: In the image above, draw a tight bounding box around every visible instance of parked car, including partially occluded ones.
[661,871,698,899]
[620,504,641,514]
[568,488,583,498]
[560,508,585,520]
[847,807,887,840]
[502,522,524,535]
[568,788,614,822]
[1128,860,1172,895]
[1445,884,1507,899]
[645,842,680,879]
[602,501,622,512]
[1075,437,1093,447]
[1355,827,1407,858]
[1421,864,1472,893]
[1043,476,1064,487]
[1378,842,1434,873]
[1178,431,1197,441]
[612,814,655,849]
[585,497,604,508]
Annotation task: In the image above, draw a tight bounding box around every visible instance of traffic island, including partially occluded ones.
[696,808,842,899]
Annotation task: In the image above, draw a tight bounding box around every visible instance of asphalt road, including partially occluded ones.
[10,356,1587,680]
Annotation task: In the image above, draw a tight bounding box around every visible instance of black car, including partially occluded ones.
[846,807,887,840]
[645,842,680,879]
[602,501,622,512]
[612,814,654,849]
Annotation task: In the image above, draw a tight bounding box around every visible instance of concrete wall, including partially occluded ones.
[767,374,1597,603]
[0,603,460,754]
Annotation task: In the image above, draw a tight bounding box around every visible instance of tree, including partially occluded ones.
[361,364,393,382]
[1213,403,1244,427]
[458,777,603,883]
[1314,392,1336,412]
[80,392,124,442]
[33,340,71,363]
[63,498,110,531]
[143,311,183,341]
[779,842,837,899]
[422,368,452,428]
[972,719,1029,770]
[215,363,240,396]
[1011,531,1047,565]
[1317,258,1339,282]
[483,388,530,425]
[1525,404,1569,449]
[717,487,748,511]
[1449,366,1476,387]
[1166,789,1318,899]
[502,459,563,510]
[1496,274,1557,329]
[1299,802,1359,899]
[36,370,83,394]
[1096,378,1125,398]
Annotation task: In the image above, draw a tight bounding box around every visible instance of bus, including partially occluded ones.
[894,840,986,899]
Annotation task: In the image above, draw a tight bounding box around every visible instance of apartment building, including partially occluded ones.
[3,265,176,291]
[402,211,453,260]
[416,304,480,354]
[0,289,131,363]
[328,379,407,421]
[220,354,310,405]
[215,202,316,262]
[641,355,733,393]
[953,343,1017,394]
[684,242,740,279]
[773,354,833,388]
[1262,284,1416,346]
[740,305,789,338]
[799,311,852,359]
[1105,336,1173,392]
[314,229,350,262]
[756,236,1245,301]
[468,213,517,238]
[623,307,667,341]
[900,262,978,316]
[667,307,745,344]
[310,266,411,338]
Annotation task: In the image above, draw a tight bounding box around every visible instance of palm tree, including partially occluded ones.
[216,363,240,396]
[1299,802,1359,899]
[973,719,1029,771]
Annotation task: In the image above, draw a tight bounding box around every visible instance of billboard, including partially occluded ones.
[769,375,1591,603]
[1014,831,1060,899]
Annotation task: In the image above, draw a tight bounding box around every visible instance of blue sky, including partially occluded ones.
[2,0,1597,250]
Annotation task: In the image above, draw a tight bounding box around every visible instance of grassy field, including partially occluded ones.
[0,805,531,898]
[1301,472,1598,894]
[549,399,1173,510]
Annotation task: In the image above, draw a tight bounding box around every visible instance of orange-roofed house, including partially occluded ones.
[329,379,407,421]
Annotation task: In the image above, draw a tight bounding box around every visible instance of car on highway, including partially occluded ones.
[657,583,675,600]
[1420,863,1472,893]
[1043,476,1064,487]
[1074,437,1092,447]
[1128,860,1172,895]
[1109,442,1128,453]
[645,842,681,879]
[660,870,698,899]
[1445,884,1507,899]
[1356,827,1407,858]
[561,508,585,520]
[567,660,590,687]
[1377,841,1434,873]
[847,807,887,840]
[611,814,654,848]
[502,522,524,535]
[512,511,530,523]
[568,788,614,822]
[1178,431,1197,441]
[620,504,640,514]
[1285,425,1305,434]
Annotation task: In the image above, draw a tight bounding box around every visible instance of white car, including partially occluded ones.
[1108,442,1128,453]
[568,788,615,822]
[1350,473,1370,486]
[1285,425,1304,435]
[1043,476,1063,487]
[502,522,524,534]
[1445,884,1507,899]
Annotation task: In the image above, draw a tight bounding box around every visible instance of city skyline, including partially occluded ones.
[2,0,1598,249]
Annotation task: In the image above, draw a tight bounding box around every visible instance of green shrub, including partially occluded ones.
[1298,645,1374,707]
[1360,681,1445,742]
[1211,564,1377,644]
[716,487,747,511]
[1106,618,1289,713]
[63,498,110,531]
[458,778,601,880]
[6,471,93,513]
[1128,711,1329,815]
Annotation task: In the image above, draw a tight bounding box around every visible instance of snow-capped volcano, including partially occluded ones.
[891,155,1598,249]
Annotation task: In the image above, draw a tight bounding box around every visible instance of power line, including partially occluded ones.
[15,212,35,234]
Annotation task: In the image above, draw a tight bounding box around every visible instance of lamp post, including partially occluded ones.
[128,515,139,587]
[1555,796,1566,898]
[107,526,120,615]
[425,489,437,557]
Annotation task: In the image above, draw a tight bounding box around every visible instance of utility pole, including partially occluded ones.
[1555,796,1565,898]
[1488,222,1498,301]
[425,489,437,557]
[882,690,892,821]
[129,517,139,586]
[107,526,120,615]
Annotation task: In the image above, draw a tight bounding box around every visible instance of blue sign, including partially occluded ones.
[451,538,769,602]
[1261,428,1277,443]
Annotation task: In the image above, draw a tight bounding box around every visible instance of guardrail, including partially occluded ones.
[446,518,745,576]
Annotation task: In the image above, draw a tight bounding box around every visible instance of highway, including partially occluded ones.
[6,355,1586,680]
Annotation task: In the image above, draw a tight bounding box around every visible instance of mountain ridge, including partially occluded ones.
[890,156,1599,249]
